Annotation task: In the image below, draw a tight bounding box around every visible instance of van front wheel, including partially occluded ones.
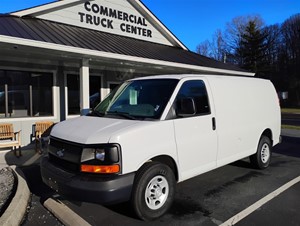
[131,162,176,221]
[250,136,272,169]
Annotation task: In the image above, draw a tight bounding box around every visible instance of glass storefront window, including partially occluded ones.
[0,70,53,118]
[67,74,102,115]
[32,73,53,116]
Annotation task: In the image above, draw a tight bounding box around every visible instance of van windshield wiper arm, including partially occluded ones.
[88,110,105,117]
[106,111,137,120]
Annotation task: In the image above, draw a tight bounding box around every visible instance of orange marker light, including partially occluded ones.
[81,164,120,174]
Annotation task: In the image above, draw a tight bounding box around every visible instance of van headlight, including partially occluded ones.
[80,144,121,174]
[95,149,105,161]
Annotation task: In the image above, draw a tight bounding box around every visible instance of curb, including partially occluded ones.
[0,165,30,226]
[44,198,90,226]
[281,129,300,138]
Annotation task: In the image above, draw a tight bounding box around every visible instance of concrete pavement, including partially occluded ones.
[0,146,42,226]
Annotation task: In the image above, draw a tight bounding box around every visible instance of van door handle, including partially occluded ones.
[212,117,216,130]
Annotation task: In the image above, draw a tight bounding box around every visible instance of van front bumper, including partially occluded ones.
[40,156,135,204]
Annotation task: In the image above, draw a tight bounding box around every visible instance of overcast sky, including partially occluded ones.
[1,0,299,51]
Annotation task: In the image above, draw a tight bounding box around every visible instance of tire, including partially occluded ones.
[250,136,272,169]
[131,162,176,221]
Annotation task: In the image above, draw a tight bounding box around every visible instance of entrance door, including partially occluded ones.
[89,76,102,109]
[173,79,218,181]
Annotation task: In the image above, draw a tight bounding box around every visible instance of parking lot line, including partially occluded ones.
[23,153,40,166]
[220,176,300,226]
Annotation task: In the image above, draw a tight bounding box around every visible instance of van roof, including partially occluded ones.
[131,74,256,81]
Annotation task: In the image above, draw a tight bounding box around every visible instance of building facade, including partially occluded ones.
[0,0,253,146]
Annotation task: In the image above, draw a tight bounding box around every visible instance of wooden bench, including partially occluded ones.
[0,123,21,157]
[34,121,54,153]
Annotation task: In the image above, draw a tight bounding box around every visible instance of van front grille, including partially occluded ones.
[48,137,83,173]
[48,154,79,173]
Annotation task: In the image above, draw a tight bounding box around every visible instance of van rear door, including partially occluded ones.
[172,79,218,181]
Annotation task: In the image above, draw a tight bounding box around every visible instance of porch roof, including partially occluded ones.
[0,15,252,76]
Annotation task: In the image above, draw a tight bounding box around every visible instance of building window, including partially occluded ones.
[0,70,53,118]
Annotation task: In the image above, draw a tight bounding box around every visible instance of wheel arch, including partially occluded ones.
[261,128,273,145]
[143,155,179,182]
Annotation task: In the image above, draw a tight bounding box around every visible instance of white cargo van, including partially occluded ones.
[41,74,281,220]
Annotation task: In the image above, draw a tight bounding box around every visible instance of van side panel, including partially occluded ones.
[206,76,280,167]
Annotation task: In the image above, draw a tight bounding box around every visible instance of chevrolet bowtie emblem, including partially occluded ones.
[57,149,65,158]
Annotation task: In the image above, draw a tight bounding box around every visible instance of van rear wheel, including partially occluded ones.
[250,136,272,169]
[131,162,175,221]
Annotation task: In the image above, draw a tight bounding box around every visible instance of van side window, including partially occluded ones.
[175,80,210,117]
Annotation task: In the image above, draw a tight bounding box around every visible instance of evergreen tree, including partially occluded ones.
[238,20,267,74]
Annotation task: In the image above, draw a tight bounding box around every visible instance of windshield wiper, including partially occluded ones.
[106,111,137,120]
[88,110,105,117]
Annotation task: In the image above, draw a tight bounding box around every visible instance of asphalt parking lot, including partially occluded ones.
[20,133,300,226]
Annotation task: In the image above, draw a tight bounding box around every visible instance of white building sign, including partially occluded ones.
[37,0,172,45]
[79,1,152,38]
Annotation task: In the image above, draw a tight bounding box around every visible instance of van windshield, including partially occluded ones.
[92,79,178,120]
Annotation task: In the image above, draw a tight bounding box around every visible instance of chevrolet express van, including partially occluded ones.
[41,74,281,221]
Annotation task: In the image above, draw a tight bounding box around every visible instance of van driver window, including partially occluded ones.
[175,80,210,116]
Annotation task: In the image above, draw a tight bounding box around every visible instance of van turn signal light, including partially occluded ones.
[81,164,120,174]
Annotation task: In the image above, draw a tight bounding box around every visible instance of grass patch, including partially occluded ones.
[281,108,300,114]
[281,124,300,130]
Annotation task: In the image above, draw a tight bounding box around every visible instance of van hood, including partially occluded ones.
[51,116,139,144]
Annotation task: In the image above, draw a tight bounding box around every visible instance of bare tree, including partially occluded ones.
[210,29,226,62]
[281,14,300,106]
[264,24,282,65]
[196,40,210,57]
[281,14,300,64]
[196,30,226,62]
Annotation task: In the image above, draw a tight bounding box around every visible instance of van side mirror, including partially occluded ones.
[177,97,196,117]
